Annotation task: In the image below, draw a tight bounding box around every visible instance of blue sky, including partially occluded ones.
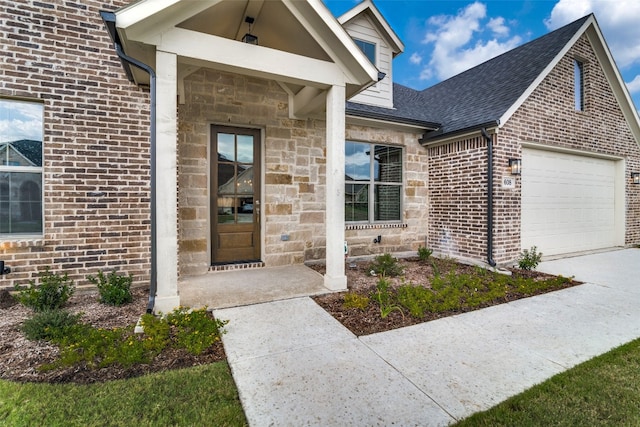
[325,0,640,114]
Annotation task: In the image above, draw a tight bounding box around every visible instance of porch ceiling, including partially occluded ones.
[113,0,378,116]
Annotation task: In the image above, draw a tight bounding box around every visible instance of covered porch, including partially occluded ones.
[105,0,378,313]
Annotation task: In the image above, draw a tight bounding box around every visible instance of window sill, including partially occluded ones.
[345,223,407,230]
[0,237,44,250]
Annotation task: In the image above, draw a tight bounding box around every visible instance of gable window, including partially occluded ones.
[574,59,584,111]
[345,141,402,222]
[354,39,376,65]
[0,98,43,236]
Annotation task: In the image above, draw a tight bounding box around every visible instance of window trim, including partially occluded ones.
[0,97,44,238]
[345,140,403,224]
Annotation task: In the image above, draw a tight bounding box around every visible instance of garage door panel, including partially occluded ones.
[521,148,617,256]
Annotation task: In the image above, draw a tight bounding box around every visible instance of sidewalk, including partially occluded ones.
[214,249,640,426]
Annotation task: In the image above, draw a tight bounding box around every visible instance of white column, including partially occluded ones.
[153,50,180,313]
[324,84,347,291]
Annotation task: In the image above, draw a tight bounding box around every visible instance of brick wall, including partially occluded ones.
[0,0,152,290]
[499,34,640,253]
[178,68,429,276]
[428,34,640,264]
[427,136,489,260]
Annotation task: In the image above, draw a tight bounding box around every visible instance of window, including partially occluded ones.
[0,98,43,235]
[345,141,402,222]
[354,39,376,65]
[574,59,584,111]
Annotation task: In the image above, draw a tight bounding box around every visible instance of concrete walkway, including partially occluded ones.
[214,249,640,426]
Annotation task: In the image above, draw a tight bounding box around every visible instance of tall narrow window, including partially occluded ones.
[353,39,376,65]
[345,141,402,223]
[0,98,43,236]
[574,59,584,111]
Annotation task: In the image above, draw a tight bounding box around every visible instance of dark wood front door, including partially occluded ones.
[211,126,261,264]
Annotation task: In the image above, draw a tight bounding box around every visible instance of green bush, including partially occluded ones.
[417,246,433,262]
[369,253,405,277]
[165,307,229,355]
[14,268,75,311]
[88,270,133,306]
[39,307,229,371]
[21,309,83,341]
[397,284,433,318]
[518,246,543,270]
[343,292,370,311]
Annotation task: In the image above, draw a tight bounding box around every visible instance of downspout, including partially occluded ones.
[100,12,157,313]
[481,128,497,267]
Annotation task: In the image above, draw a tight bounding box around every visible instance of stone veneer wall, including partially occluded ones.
[178,69,430,276]
[0,0,152,290]
[428,34,640,265]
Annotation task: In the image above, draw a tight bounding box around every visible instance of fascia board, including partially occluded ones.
[157,27,346,87]
[117,0,223,42]
[337,0,404,54]
[293,0,378,86]
[585,24,640,144]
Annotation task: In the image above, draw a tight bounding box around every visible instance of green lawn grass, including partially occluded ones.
[456,338,640,426]
[0,361,247,427]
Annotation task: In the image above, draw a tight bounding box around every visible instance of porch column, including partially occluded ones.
[153,50,180,313]
[324,84,347,291]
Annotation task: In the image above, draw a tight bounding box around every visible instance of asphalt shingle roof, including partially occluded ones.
[347,15,591,139]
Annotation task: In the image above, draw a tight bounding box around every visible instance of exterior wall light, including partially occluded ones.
[242,16,258,45]
[632,172,640,185]
[509,158,522,175]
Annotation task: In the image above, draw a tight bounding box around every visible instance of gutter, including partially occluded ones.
[481,128,497,267]
[100,11,158,313]
[346,107,440,129]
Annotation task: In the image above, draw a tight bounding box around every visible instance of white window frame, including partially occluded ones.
[345,141,403,224]
[0,98,44,238]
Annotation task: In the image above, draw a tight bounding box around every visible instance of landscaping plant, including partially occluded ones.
[342,292,370,311]
[14,268,75,311]
[22,306,228,370]
[88,269,134,306]
[417,246,433,262]
[518,246,543,270]
[369,253,405,277]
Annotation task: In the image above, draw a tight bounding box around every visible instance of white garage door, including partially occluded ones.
[521,148,618,256]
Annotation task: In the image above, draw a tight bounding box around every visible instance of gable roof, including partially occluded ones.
[420,15,591,139]
[338,0,404,56]
[412,13,640,142]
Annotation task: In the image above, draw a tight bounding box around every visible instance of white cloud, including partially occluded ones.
[627,75,640,94]
[409,52,422,65]
[488,17,509,36]
[545,0,640,68]
[419,2,522,81]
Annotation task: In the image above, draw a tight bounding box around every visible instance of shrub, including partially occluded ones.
[343,292,370,311]
[369,253,405,277]
[21,309,83,341]
[14,268,75,311]
[88,270,133,306]
[165,307,229,355]
[397,284,433,318]
[417,246,433,262]
[518,246,543,270]
[40,307,230,371]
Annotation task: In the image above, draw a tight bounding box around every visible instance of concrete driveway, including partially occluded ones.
[215,248,640,426]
